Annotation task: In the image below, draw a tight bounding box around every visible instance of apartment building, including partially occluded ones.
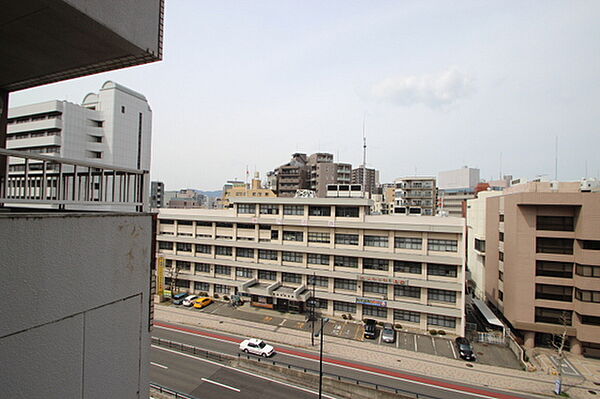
[222,173,276,207]
[394,177,437,216]
[156,197,466,335]
[351,165,379,195]
[273,153,310,197]
[151,181,165,208]
[484,181,600,357]
[438,167,480,217]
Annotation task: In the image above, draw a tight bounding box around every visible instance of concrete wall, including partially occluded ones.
[0,211,153,398]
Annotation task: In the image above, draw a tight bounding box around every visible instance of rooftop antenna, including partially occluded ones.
[362,113,367,198]
[554,136,558,180]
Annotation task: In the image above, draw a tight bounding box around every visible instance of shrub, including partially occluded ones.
[395,323,402,330]
[346,313,353,320]
[199,292,208,297]
[376,321,384,326]
[223,295,229,301]
[438,330,446,335]
[342,314,347,320]
[429,329,438,335]
[213,293,219,299]
[362,318,368,323]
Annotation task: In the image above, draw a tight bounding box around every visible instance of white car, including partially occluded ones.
[182,295,198,307]
[239,338,275,357]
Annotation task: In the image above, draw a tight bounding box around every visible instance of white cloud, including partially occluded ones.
[369,68,474,108]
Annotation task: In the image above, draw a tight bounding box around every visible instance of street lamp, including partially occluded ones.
[314,317,329,399]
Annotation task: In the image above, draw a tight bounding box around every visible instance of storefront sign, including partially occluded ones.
[157,255,165,296]
[357,275,408,285]
[355,297,387,307]
[163,289,172,299]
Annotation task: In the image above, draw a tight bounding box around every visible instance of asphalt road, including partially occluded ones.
[151,321,542,399]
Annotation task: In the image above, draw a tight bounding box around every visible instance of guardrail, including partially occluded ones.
[150,382,197,399]
[0,148,148,211]
[151,337,439,399]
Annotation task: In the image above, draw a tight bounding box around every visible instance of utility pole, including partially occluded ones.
[310,272,316,346]
[362,113,367,198]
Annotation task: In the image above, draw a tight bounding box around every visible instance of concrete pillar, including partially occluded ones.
[570,337,582,355]
[524,331,535,349]
[0,89,8,187]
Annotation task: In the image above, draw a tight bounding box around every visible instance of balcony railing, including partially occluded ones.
[0,148,148,211]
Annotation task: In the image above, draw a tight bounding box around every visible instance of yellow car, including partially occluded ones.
[193,297,213,309]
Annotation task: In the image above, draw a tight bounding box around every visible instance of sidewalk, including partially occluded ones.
[154,302,600,399]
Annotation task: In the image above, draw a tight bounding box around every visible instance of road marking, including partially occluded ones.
[396,336,399,349]
[378,331,382,345]
[450,340,457,359]
[278,319,286,326]
[201,378,240,392]
[414,334,418,352]
[151,362,168,369]
[151,345,337,399]
[431,336,437,355]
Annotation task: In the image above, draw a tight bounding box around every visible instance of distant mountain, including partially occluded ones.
[197,190,222,198]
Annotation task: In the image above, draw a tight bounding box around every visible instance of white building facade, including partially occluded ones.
[156,197,466,336]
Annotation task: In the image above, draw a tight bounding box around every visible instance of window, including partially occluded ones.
[499,271,504,281]
[238,204,256,214]
[283,231,304,242]
[175,279,189,289]
[178,220,193,226]
[309,206,331,216]
[215,246,232,256]
[258,249,278,260]
[575,264,600,277]
[333,301,356,313]
[308,275,328,287]
[260,204,279,215]
[282,272,302,284]
[177,243,192,252]
[177,261,191,271]
[428,315,456,328]
[214,284,230,294]
[308,253,329,265]
[335,233,359,245]
[537,216,574,231]
[536,261,573,278]
[215,265,231,275]
[427,264,457,277]
[195,263,210,273]
[121,105,126,113]
[499,290,504,301]
[394,237,422,250]
[195,244,211,254]
[271,230,279,240]
[334,256,358,268]
[364,282,387,294]
[581,315,600,326]
[394,261,422,274]
[499,251,504,261]
[475,238,486,252]
[237,223,255,230]
[336,206,359,218]
[194,281,209,291]
[394,309,420,323]
[581,240,600,250]
[313,298,328,309]
[363,258,389,271]
[258,270,276,280]
[158,241,172,250]
[363,305,387,318]
[237,248,254,258]
[499,214,504,222]
[308,232,330,243]
[216,222,233,228]
[395,285,420,298]
[259,224,271,230]
[535,307,572,325]
[282,251,303,263]
[334,278,357,291]
[283,205,304,215]
[535,284,572,302]
[236,267,253,278]
[161,219,174,225]
[428,239,458,252]
[364,235,389,248]
[536,237,573,254]
[575,289,600,303]
[429,288,457,303]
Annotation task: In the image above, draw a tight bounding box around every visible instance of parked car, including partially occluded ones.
[172,292,188,305]
[455,337,476,361]
[239,338,275,357]
[382,322,395,343]
[193,297,213,309]
[363,319,377,339]
[182,295,198,307]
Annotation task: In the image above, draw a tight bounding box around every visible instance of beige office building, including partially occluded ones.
[156,197,466,335]
[484,182,600,357]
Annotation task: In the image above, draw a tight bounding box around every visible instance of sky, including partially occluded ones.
[9,1,600,190]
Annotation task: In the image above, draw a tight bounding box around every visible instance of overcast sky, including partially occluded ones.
[10,1,600,190]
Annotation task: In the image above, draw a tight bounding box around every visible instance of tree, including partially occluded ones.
[165,259,181,296]
[551,311,571,395]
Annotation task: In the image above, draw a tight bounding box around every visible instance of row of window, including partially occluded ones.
[534,307,600,327]
[536,238,600,254]
[536,261,600,279]
[238,204,360,218]
[535,284,600,303]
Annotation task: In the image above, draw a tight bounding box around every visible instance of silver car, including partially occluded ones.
[382,322,395,343]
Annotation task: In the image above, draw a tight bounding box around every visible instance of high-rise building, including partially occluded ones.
[352,165,379,195]
[156,197,466,336]
[481,181,600,357]
[151,181,165,208]
[437,167,480,217]
[393,177,437,216]
[273,153,309,197]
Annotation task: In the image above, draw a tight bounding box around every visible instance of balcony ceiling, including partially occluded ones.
[0,0,163,92]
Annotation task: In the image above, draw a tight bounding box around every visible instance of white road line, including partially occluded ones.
[450,340,457,359]
[378,332,382,345]
[151,362,168,369]
[414,334,418,352]
[431,337,437,355]
[155,325,236,345]
[152,345,338,399]
[201,378,240,392]
[396,335,399,349]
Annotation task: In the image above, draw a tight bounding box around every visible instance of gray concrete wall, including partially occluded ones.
[0,211,153,398]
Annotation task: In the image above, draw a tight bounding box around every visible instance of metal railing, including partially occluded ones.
[0,149,148,211]
[151,337,440,399]
[150,382,198,399]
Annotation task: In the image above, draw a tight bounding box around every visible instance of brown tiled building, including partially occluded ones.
[484,181,600,357]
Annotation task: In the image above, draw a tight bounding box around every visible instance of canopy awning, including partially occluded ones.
[472,297,504,329]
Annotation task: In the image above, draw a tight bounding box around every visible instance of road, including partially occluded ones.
[151,321,542,399]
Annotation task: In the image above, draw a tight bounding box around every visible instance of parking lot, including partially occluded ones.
[163,300,521,369]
